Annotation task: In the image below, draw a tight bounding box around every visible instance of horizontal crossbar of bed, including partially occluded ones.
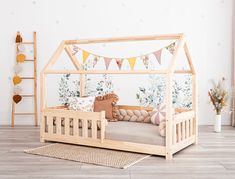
[64,34,183,45]
[44,70,193,75]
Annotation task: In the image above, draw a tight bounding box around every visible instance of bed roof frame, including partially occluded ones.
[40,33,198,159]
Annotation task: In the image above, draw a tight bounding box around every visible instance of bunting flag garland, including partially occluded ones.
[15,31,23,43]
[153,49,162,65]
[128,57,136,70]
[13,75,22,85]
[16,54,26,63]
[104,57,112,70]
[166,42,176,55]
[14,64,23,74]
[72,45,79,56]
[17,44,25,52]
[72,40,177,70]
[13,94,22,104]
[142,56,149,69]
[13,85,22,94]
[116,59,123,70]
[82,50,90,63]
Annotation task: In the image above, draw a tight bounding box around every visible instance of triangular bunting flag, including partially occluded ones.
[93,56,99,68]
[128,57,136,70]
[166,42,176,55]
[72,45,79,56]
[153,49,162,65]
[104,57,111,70]
[116,59,123,70]
[82,50,90,63]
[142,56,149,69]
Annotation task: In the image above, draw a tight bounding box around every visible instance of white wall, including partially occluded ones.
[0,0,233,125]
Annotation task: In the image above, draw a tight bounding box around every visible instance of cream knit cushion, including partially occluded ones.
[116,109,151,123]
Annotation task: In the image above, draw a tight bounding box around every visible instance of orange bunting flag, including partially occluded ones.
[104,57,111,70]
[82,50,90,63]
[116,59,123,70]
[127,57,136,70]
[153,49,162,65]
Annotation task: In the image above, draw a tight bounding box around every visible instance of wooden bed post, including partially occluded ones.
[184,42,198,144]
[192,74,198,144]
[165,73,173,159]
[80,74,86,96]
[165,34,185,159]
[40,72,46,142]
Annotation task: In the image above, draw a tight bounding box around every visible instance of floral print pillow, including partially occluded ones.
[68,96,95,112]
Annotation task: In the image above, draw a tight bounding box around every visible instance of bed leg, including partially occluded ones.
[166,152,173,160]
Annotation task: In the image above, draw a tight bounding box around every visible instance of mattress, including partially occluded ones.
[105,121,165,146]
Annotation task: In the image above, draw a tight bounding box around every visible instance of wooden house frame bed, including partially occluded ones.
[40,33,198,159]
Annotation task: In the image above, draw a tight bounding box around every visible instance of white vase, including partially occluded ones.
[214,115,221,133]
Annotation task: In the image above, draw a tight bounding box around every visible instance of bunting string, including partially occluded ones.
[71,41,177,70]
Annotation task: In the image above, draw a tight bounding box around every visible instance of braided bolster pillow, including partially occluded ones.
[116,108,167,137]
[115,109,151,123]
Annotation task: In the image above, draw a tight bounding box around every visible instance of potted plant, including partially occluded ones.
[208,77,229,132]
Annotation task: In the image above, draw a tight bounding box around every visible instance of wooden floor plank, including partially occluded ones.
[0,125,235,178]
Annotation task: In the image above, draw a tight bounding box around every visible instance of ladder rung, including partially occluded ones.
[15,113,35,115]
[21,77,35,79]
[25,59,34,61]
[21,95,35,97]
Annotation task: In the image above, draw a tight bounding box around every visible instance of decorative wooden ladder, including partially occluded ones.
[11,32,38,127]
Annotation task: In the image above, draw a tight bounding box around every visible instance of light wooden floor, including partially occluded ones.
[0,126,235,179]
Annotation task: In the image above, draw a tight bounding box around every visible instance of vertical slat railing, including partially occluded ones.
[56,117,61,135]
[64,117,70,136]
[48,116,53,134]
[82,119,88,138]
[91,120,97,139]
[73,118,79,136]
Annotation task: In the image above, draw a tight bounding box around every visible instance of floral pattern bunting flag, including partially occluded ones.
[153,49,162,65]
[166,42,176,55]
[142,56,149,69]
[104,57,112,70]
[82,50,90,63]
[116,59,123,70]
[128,57,136,70]
[72,45,79,56]
[93,56,99,68]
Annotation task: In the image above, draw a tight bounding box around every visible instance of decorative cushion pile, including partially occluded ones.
[94,93,119,121]
[116,109,151,123]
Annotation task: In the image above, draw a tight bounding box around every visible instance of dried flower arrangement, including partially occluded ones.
[208,77,229,115]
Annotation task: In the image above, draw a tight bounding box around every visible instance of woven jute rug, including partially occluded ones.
[24,143,150,169]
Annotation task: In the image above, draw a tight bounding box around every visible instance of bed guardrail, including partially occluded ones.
[172,110,196,153]
[41,109,106,143]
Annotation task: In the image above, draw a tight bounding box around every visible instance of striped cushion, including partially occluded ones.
[150,103,166,125]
